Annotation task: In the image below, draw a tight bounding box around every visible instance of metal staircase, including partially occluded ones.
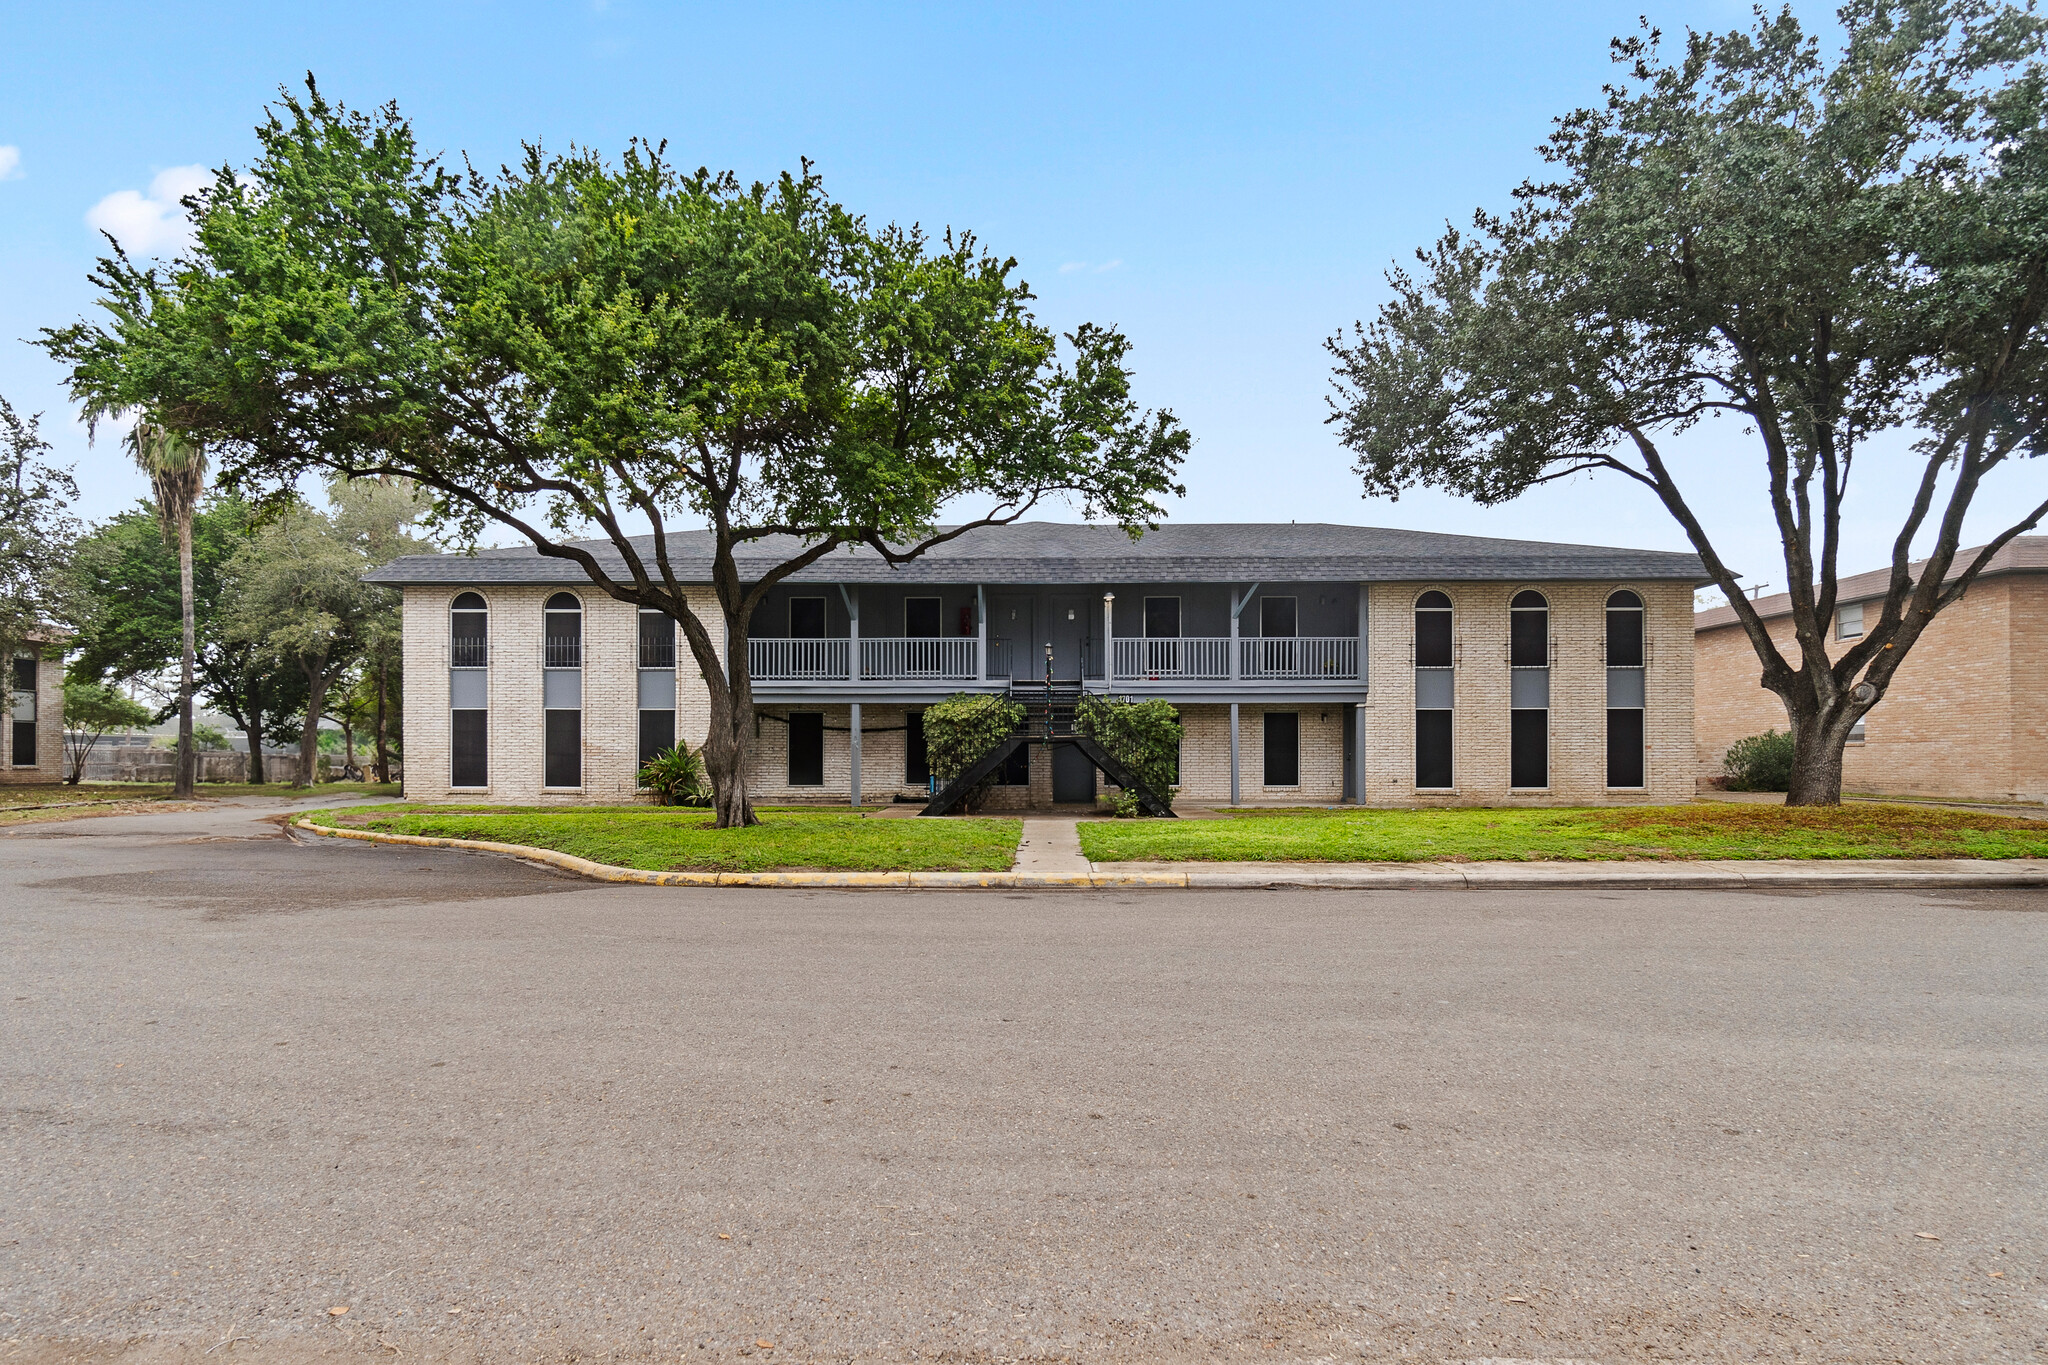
[919,682,1177,818]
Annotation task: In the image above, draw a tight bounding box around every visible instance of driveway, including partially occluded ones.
[2,801,2043,1363]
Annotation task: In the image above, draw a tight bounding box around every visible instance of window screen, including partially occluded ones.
[1262,712,1299,786]
[544,593,582,669]
[544,710,581,788]
[1416,711,1453,789]
[638,709,675,765]
[787,712,825,785]
[1511,709,1547,788]
[1510,592,1548,666]
[904,597,943,638]
[452,710,488,786]
[1259,596,1297,638]
[1143,597,1181,638]
[12,653,36,693]
[11,721,33,768]
[1837,602,1864,640]
[1415,593,1453,667]
[639,609,676,667]
[1606,709,1645,787]
[1606,590,1644,666]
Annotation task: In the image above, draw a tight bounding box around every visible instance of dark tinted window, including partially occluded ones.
[1606,593,1644,667]
[787,713,824,785]
[1510,596,1548,667]
[639,610,675,668]
[638,709,675,765]
[1415,601,1453,668]
[998,741,1030,786]
[1262,712,1299,786]
[545,710,581,787]
[1416,711,1453,788]
[905,597,943,638]
[790,598,827,638]
[1259,597,1297,638]
[11,653,33,692]
[1144,597,1181,638]
[452,710,488,786]
[1511,709,1547,788]
[1606,709,1645,787]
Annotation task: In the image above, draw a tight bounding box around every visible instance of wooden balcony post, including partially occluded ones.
[839,584,860,682]
[1102,591,1115,688]
[977,584,987,684]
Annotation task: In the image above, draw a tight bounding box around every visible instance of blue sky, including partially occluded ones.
[2,0,2016,595]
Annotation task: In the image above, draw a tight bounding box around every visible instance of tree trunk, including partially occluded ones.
[297,655,329,789]
[696,655,759,829]
[340,715,355,772]
[242,723,266,784]
[372,656,390,785]
[174,514,198,799]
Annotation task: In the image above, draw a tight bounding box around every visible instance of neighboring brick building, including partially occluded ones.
[367,523,1705,807]
[3,632,66,784]
[1693,537,2048,802]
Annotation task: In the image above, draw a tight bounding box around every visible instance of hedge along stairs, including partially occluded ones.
[922,684,1177,818]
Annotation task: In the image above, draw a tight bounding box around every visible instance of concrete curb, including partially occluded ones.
[292,817,2048,891]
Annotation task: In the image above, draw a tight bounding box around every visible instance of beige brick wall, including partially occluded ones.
[1695,577,2046,801]
[2,643,66,783]
[1362,581,1694,806]
[404,577,1696,808]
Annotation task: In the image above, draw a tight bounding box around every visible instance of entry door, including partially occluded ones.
[990,595,1034,680]
[1052,743,1097,803]
[1050,594,1093,681]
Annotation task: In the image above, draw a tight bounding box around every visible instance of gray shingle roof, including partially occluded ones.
[1694,536,2048,631]
[364,521,1708,587]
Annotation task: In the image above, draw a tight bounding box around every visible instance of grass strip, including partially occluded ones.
[1077,802,2048,863]
[328,804,1021,873]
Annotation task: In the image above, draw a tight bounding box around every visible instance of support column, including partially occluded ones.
[1353,701,1367,805]
[1102,591,1115,690]
[840,583,860,682]
[849,700,862,808]
[976,584,987,684]
[1230,582,1259,683]
[1229,701,1240,807]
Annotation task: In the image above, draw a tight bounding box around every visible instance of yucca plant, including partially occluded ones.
[638,741,711,807]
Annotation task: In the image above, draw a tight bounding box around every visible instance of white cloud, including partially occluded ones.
[85,164,212,255]
[1094,259,1122,273]
[1058,259,1124,275]
[0,146,20,180]
[1059,261,1087,274]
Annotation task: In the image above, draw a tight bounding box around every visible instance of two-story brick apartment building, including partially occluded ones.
[3,633,65,784]
[366,522,1705,807]
[1695,537,2048,803]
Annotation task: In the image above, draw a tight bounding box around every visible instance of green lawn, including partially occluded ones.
[0,780,400,821]
[327,804,1022,873]
[1077,803,2048,863]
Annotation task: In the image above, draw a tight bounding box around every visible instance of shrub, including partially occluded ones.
[1097,789,1145,819]
[923,692,1026,814]
[639,742,712,806]
[1723,728,1796,792]
[1076,695,1181,805]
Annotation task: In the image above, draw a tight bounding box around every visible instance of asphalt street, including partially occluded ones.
[2,800,2043,1364]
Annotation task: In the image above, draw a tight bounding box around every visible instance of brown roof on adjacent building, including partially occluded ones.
[1694,536,2048,632]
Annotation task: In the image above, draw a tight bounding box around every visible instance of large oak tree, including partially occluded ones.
[1327,1,2048,804]
[44,83,1188,826]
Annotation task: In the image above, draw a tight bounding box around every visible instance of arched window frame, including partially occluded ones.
[1508,588,1550,789]
[1413,589,1455,789]
[1604,587,1647,789]
[450,592,489,669]
[544,592,584,670]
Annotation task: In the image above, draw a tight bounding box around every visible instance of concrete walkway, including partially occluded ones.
[1014,815,1092,876]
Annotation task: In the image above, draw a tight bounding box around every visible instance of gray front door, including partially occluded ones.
[1050,594,1093,681]
[1052,743,1097,803]
[990,595,1034,681]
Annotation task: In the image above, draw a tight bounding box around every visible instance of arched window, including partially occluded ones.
[544,592,583,669]
[451,592,488,668]
[1414,592,1453,788]
[1510,591,1549,788]
[449,593,488,787]
[638,608,677,765]
[1605,590,1646,787]
[543,593,583,788]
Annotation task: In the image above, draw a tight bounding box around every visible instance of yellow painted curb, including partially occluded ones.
[291,816,1158,889]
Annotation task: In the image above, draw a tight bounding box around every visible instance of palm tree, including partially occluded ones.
[125,421,208,799]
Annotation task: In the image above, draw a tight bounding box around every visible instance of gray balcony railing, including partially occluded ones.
[861,637,978,680]
[639,638,676,668]
[749,637,850,679]
[544,636,582,669]
[451,638,488,668]
[1239,636,1358,679]
[1113,637,1231,680]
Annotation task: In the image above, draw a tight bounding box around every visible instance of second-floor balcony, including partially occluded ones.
[747,634,1361,686]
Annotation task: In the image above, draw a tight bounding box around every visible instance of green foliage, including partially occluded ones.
[1723,730,1797,793]
[638,742,712,806]
[923,692,1025,814]
[1325,3,2048,804]
[60,679,153,783]
[36,78,1187,826]
[0,396,78,659]
[191,724,230,751]
[1076,695,1180,804]
[1096,789,1145,819]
